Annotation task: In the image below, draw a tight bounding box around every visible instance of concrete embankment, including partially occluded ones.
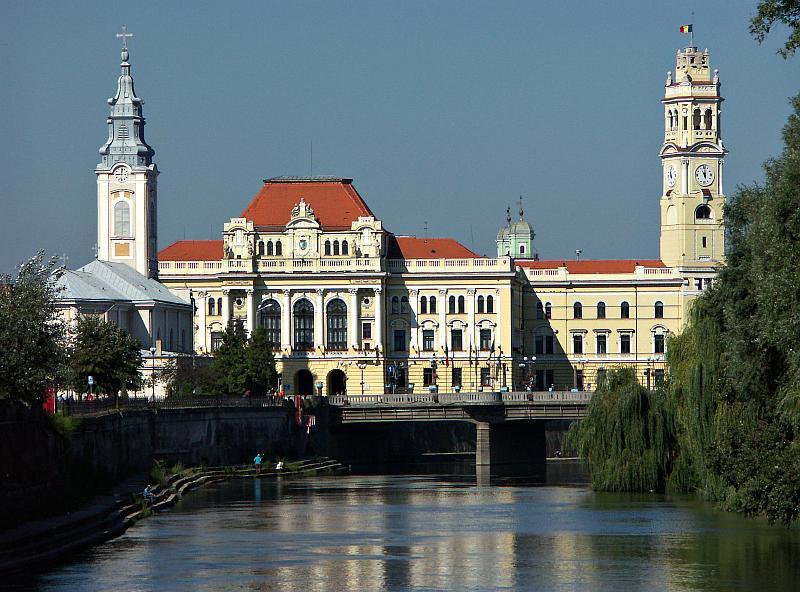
[0,400,329,528]
[0,459,346,575]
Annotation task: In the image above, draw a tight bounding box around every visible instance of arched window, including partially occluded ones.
[267,241,274,256]
[217,298,223,316]
[342,241,349,255]
[654,301,664,319]
[671,109,678,130]
[448,295,456,314]
[420,296,428,314]
[597,302,606,319]
[457,295,465,314]
[693,108,702,130]
[293,299,314,350]
[275,241,282,256]
[258,241,265,256]
[401,296,409,314]
[486,295,494,313]
[208,297,216,316]
[333,241,340,255]
[573,302,583,319]
[429,296,437,314]
[696,204,712,220]
[113,201,131,237]
[324,240,331,256]
[545,302,552,319]
[326,299,347,351]
[259,300,281,349]
[520,244,526,255]
[621,301,630,319]
[704,108,713,130]
[536,302,544,320]
[477,295,485,313]
[391,296,400,314]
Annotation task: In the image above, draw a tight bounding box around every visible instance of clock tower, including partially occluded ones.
[96,31,159,279]
[659,46,726,269]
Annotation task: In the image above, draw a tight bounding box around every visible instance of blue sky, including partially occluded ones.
[1,1,797,273]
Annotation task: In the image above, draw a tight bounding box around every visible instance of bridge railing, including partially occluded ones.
[328,391,592,407]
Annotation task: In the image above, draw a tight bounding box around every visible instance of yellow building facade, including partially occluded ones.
[154,44,726,396]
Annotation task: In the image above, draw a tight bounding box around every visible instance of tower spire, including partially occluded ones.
[518,196,524,219]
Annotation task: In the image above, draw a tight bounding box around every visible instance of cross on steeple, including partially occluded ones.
[518,196,524,219]
[116,25,133,49]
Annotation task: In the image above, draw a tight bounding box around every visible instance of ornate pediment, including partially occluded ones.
[291,197,315,220]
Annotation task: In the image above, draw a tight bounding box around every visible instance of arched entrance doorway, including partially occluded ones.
[327,369,347,396]
[294,369,314,396]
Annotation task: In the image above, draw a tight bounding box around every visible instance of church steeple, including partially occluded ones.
[98,26,154,170]
[96,27,159,279]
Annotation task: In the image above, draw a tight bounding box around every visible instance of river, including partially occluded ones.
[12,461,800,591]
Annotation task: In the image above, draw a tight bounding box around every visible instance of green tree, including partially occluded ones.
[567,368,678,492]
[0,252,66,404]
[68,315,142,397]
[244,326,277,396]
[209,321,249,395]
[751,0,800,58]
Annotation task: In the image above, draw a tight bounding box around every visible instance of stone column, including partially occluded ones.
[245,288,254,335]
[197,290,207,352]
[281,289,291,351]
[221,289,230,327]
[718,159,724,195]
[314,289,324,350]
[467,288,476,353]
[348,288,359,349]
[408,290,418,351]
[476,422,491,467]
[438,289,447,351]
[374,287,383,350]
[495,289,502,354]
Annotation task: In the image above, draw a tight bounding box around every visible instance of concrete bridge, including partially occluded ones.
[327,391,591,468]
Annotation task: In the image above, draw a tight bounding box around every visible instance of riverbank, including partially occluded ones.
[0,458,345,575]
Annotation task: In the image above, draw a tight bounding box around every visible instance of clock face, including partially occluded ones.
[113,168,128,183]
[695,164,715,186]
[666,166,677,188]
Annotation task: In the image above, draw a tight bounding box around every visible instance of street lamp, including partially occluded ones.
[356,362,367,396]
[519,355,536,391]
[149,346,157,402]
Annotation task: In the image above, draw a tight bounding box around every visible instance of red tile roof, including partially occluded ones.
[517,259,666,274]
[241,177,374,230]
[158,240,223,261]
[387,236,480,259]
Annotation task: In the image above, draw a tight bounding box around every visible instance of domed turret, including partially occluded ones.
[496,198,536,259]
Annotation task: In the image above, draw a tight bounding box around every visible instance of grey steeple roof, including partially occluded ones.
[97,44,154,170]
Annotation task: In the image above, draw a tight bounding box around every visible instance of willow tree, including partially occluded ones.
[567,367,677,492]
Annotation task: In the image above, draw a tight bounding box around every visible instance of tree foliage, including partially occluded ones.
[209,322,277,396]
[67,315,142,396]
[567,368,677,492]
[751,0,800,58]
[0,252,66,404]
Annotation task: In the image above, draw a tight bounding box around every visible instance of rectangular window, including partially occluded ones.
[573,334,583,354]
[535,369,545,390]
[535,335,544,355]
[451,329,463,351]
[394,329,407,352]
[620,334,631,354]
[702,236,707,248]
[423,330,435,351]
[654,369,665,386]
[423,367,434,386]
[451,367,462,388]
[480,329,492,351]
[211,331,223,352]
[545,369,554,390]
[575,369,584,391]
[696,278,704,291]
[654,334,665,354]
[545,335,554,355]
[480,367,491,387]
[362,322,372,340]
[597,334,607,355]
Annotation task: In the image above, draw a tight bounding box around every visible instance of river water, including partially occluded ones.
[14,462,800,591]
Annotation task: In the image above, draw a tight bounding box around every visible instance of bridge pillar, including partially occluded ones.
[475,421,546,468]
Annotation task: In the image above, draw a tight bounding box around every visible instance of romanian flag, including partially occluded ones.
[679,24,692,33]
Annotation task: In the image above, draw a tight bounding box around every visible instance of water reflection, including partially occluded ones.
[14,462,800,592]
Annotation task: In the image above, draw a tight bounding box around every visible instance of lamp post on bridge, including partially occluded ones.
[356,362,367,396]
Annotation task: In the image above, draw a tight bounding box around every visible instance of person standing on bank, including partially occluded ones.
[254,453,263,474]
